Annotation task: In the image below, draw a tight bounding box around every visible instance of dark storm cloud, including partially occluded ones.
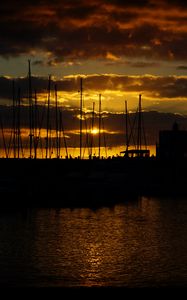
[79,75,187,99]
[164,0,187,7]
[1,1,187,62]
[177,66,187,70]
[1,74,187,101]
[0,75,79,101]
[106,0,152,8]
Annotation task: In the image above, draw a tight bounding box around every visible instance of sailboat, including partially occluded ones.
[120,94,150,158]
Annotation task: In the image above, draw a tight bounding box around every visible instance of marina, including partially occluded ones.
[0,63,187,207]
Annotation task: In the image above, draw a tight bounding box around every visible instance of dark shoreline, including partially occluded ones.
[0,157,187,208]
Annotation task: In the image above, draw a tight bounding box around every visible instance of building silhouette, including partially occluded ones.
[156,122,187,159]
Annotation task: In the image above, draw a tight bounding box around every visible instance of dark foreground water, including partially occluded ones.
[0,196,187,287]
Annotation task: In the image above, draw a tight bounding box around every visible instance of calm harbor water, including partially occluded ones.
[0,196,187,287]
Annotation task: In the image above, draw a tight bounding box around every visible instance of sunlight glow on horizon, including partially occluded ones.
[91,128,99,135]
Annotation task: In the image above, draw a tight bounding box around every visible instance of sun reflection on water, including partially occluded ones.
[1,197,187,287]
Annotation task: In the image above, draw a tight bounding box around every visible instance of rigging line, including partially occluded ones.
[17,88,21,159]
[102,117,107,158]
[137,94,142,151]
[33,90,38,159]
[49,123,52,158]
[13,79,16,158]
[59,110,68,158]
[87,113,92,157]
[8,80,15,158]
[82,96,89,159]
[90,102,95,157]
[28,59,33,158]
[58,109,62,158]
[37,101,47,158]
[125,101,129,152]
[16,92,25,159]
[98,94,101,158]
[7,120,13,158]
[18,104,24,159]
[46,75,51,159]
[55,85,59,158]
[128,107,139,149]
[79,77,83,159]
[128,112,136,148]
[141,109,147,149]
[0,111,8,158]
[71,125,77,158]
[7,130,12,158]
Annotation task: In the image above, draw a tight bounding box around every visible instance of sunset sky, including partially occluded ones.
[1,0,187,155]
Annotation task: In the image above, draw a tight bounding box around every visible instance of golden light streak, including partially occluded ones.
[66,129,121,136]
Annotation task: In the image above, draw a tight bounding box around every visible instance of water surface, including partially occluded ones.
[0,196,187,287]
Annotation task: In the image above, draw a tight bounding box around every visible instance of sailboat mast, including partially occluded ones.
[80,77,83,159]
[46,75,51,159]
[17,87,21,159]
[59,110,68,158]
[59,110,62,158]
[137,94,142,151]
[28,60,33,158]
[55,85,59,158]
[125,100,129,152]
[102,117,107,158]
[34,90,38,159]
[0,111,8,158]
[12,80,16,158]
[98,94,101,159]
[90,102,95,158]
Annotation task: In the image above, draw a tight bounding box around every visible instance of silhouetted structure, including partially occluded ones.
[3,63,187,207]
[156,122,187,159]
[121,94,150,158]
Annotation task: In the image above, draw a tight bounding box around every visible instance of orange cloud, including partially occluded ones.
[1,0,187,62]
